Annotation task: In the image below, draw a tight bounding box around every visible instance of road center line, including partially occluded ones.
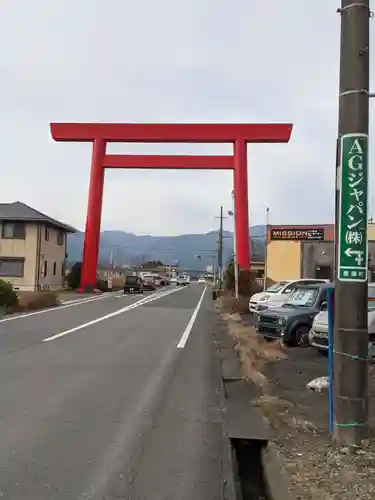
[42,286,185,342]
[177,286,206,348]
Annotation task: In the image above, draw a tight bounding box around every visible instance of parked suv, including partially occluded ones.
[255,283,331,346]
[249,278,329,313]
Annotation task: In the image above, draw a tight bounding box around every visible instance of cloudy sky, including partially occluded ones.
[0,0,374,235]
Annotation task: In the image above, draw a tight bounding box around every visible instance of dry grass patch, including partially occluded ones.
[110,276,125,290]
[17,291,60,311]
[221,311,241,322]
[219,293,250,314]
[253,395,294,429]
[253,395,317,432]
[226,321,287,387]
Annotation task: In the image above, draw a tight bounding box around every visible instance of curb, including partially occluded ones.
[210,309,239,500]
[262,442,295,500]
[213,310,293,500]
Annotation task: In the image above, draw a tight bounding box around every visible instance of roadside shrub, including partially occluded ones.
[0,280,19,309]
[221,294,250,314]
[110,276,125,291]
[224,263,263,298]
[95,279,108,292]
[238,269,263,297]
[67,262,82,289]
[18,291,59,311]
[225,261,236,290]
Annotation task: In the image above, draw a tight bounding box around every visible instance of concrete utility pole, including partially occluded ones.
[109,246,116,268]
[218,206,224,286]
[333,0,371,445]
[215,206,227,288]
[263,207,270,291]
[229,190,239,299]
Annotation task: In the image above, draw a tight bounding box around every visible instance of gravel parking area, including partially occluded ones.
[262,344,375,500]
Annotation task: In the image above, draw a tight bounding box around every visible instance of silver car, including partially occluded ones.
[309,283,375,359]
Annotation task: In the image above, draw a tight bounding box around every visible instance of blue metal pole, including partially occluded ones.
[327,287,334,434]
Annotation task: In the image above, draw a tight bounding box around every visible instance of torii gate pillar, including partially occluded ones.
[50,123,293,292]
[234,139,249,269]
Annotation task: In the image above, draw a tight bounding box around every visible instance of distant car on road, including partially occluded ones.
[153,276,162,287]
[176,276,190,286]
[198,278,206,284]
[160,276,170,286]
[142,275,157,291]
[124,275,144,294]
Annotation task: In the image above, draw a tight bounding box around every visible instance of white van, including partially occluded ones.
[249,279,329,313]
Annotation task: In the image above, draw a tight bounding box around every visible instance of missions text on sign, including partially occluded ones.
[270,228,325,241]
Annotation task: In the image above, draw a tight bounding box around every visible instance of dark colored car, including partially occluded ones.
[255,283,332,346]
[124,276,144,294]
[143,277,156,291]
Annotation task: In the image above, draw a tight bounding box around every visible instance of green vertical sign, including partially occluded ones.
[338,133,368,282]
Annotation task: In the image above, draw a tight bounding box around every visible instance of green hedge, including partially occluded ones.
[0,280,18,308]
[224,262,263,297]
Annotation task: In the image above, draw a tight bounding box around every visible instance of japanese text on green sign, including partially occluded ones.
[338,133,368,282]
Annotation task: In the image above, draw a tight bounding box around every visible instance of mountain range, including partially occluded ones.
[67,225,267,270]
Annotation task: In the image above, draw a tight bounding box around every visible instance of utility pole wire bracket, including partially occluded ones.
[339,89,375,98]
[336,3,374,17]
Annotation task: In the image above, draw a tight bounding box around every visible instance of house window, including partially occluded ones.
[57,231,64,246]
[43,261,48,277]
[61,262,65,277]
[2,222,26,239]
[45,227,50,241]
[53,262,57,275]
[0,258,25,277]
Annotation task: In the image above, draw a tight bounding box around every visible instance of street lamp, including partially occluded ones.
[228,190,239,299]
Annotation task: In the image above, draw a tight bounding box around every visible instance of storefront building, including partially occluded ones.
[266,224,375,284]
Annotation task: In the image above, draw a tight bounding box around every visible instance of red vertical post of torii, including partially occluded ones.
[234,139,250,269]
[50,123,292,292]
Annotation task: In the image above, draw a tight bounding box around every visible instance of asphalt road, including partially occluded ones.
[0,284,229,499]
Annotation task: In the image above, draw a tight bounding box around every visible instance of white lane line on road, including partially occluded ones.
[113,284,187,299]
[177,286,206,349]
[61,293,122,305]
[61,296,108,305]
[42,286,185,342]
[0,293,116,323]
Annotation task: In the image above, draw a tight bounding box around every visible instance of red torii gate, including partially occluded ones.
[50,123,292,292]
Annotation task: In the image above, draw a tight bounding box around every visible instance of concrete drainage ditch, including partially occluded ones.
[214,314,291,500]
[231,438,270,500]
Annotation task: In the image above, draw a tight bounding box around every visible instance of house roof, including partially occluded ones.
[0,202,76,233]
